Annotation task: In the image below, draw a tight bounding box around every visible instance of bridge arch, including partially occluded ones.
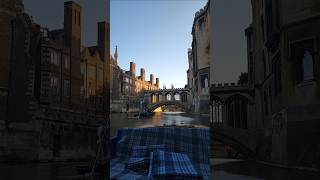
[147,101,188,112]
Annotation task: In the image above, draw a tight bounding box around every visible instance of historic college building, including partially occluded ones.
[110,47,160,112]
[0,0,110,162]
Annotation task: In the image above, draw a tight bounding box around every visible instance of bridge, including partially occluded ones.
[144,88,191,112]
[210,83,264,159]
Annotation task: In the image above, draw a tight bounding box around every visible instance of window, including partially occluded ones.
[64,55,70,69]
[302,51,314,81]
[40,28,48,37]
[50,76,59,95]
[166,94,171,101]
[50,50,60,65]
[63,80,70,97]
[290,39,315,83]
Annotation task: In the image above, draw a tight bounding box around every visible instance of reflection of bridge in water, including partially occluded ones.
[144,88,191,112]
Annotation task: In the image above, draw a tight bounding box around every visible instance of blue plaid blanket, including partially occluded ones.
[126,157,149,173]
[131,144,166,158]
[150,150,202,179]
[110,127,210,180]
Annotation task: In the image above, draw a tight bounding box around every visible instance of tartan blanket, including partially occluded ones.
[150,150,203,179]
[131,144,166,158]
[126,157,149,173]
[110,127,210,180]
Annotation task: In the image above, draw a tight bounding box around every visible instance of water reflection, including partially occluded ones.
[110,112,210,137]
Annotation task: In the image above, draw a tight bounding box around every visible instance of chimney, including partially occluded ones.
[150,74,154,85]
[98,21,108,61]
[64,1,81,49]
[156,78,159,87]
[140,68,145,81]
[130,62,136,77]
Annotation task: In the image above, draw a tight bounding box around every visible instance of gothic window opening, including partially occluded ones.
[290,39,315,83]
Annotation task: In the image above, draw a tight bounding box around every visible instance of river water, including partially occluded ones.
[111,112,320,179]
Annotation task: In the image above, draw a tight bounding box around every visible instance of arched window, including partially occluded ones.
[174,93,181,101]
[166,94,171,101]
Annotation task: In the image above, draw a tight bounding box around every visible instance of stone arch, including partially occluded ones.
[225,94,252,129]
[165,93,172,101]
[147,101,188,112]
[173,92,181,101]
[181,92,188,102]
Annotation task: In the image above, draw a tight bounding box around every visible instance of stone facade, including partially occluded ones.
[187,1,211,114]
[110,48,160,112]
[0,0,110,162]
[249,0,320,166]
[210,0,320,167]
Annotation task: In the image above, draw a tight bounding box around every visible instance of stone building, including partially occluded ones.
[0,0,110,162]
[249,0,320,166]
[110,48,160,112]
[187,1,211,114]
[210,0,320,167]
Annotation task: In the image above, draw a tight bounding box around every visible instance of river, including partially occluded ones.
[111,112,320,179]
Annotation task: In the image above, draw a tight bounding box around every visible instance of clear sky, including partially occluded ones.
[211,0,252,84]
[23,0,109,46]
[111,0,207,88]
[23,0,251,87]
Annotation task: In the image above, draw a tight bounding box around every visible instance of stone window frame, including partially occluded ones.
[289,37,317,85]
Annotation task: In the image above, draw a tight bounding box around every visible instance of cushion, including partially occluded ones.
[150,150,203,179]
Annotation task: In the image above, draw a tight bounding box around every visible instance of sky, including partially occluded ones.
[211,0,252,83]
[23,0,252,88]
[111,0,207,88]
[23,0,109,46]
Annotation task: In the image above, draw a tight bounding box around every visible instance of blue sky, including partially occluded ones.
[111,0,207,88]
